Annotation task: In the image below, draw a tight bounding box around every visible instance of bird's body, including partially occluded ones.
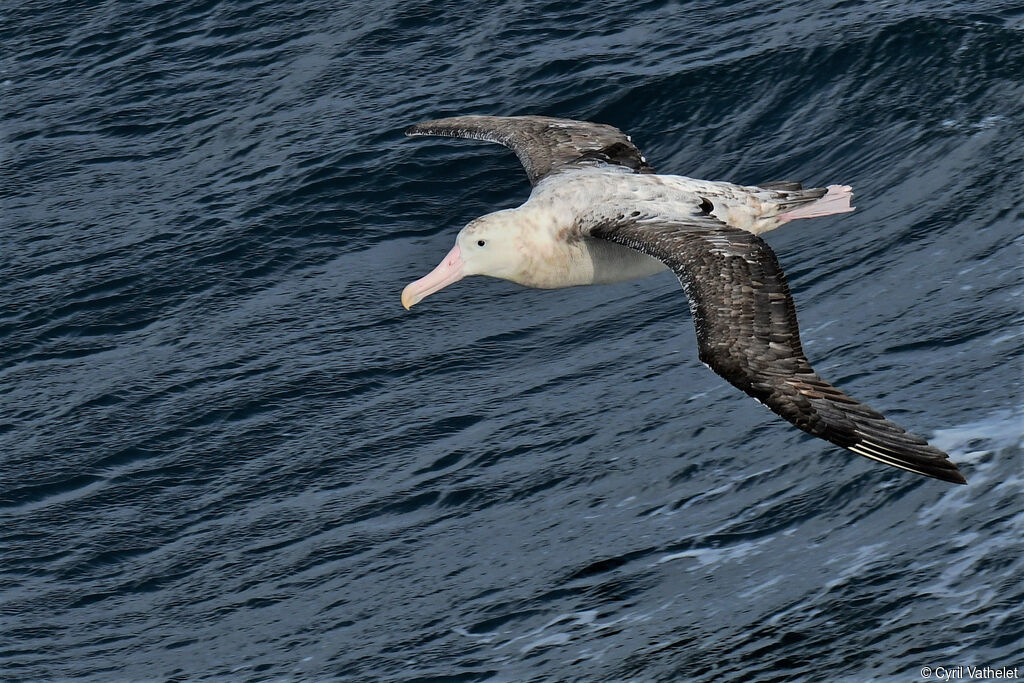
[475,167,851,289]
[402,115,966,485]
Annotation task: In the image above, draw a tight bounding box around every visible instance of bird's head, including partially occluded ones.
[402,210,523,309]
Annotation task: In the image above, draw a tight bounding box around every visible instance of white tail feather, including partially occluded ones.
[778,185,855,223]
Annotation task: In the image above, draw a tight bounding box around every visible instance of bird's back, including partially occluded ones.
[531,168,833,235]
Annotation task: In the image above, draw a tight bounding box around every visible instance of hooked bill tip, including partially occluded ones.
[401,286,416,310]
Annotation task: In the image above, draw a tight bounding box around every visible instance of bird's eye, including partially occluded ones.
[477,240,486,247]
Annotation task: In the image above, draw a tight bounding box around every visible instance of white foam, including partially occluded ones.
[520,632,570,653]
[930,408,1024,461]
[656,538,762,567]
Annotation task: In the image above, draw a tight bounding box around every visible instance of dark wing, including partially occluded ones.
[587,213,966,485]
[758,180,804,191]
[405,115,654,185]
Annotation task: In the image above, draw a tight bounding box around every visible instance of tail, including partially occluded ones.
[776,185,855,223]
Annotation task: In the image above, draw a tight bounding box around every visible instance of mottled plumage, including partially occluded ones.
[402,115,966,485]
[588,215,965,483]
[406,115,654,185]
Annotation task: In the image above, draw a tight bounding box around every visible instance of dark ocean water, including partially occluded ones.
[3,1,1023,680]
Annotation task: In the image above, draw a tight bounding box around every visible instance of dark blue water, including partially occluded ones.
[3,1,1023,680]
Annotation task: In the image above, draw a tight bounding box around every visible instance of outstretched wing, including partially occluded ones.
[587,211,966,485]
[405,115,654,185]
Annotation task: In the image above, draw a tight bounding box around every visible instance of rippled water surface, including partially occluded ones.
[3,1,1023,680]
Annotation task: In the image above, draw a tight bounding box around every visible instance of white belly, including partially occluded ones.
[505,232,666,289]
[582,236,668,284]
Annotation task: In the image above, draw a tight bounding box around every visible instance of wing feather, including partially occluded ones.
[405,115,653,185]
[587,214,966,485]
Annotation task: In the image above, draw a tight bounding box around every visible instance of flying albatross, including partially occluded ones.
[401,115,966,485]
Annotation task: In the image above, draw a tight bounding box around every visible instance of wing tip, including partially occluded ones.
[404,121,484,140]
[944,467,968,485]
[847,441,967,485]
[921,465,968,485]
[406,119,451,137]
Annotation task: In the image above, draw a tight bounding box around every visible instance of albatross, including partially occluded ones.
[401,115,966,485]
